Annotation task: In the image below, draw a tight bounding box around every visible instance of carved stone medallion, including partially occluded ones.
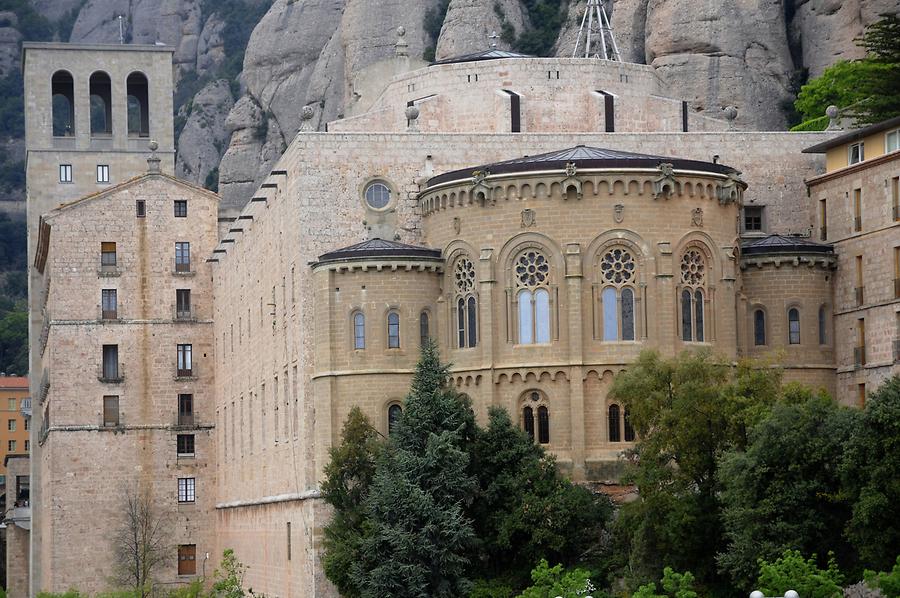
[613,203,624,223]
[521,208,536,228]
[453,216,461,234]
[691,207,703,227]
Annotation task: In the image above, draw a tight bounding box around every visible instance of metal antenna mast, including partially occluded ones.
[572,0,620,61]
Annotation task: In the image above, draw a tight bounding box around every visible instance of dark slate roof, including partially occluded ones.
[427,145,738,187]
[741,234,834,256]
[431,49,533,65]
[316,238,442,264]
[802,115,900,154]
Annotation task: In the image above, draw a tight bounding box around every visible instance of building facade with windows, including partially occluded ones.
[21,37,900,598]
[0,376,30,485]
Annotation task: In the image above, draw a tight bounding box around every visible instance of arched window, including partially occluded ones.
[387,312,400,348]
[89,71,113,135]
[608,404,621,442]
[126,72,150,137]
[753,309,766,346]
[521,390,549,444]
[624,408,635,442]
[599,247,637,341]
[51,71,75,137]
[388,404,402,435]
[788,308,800,344]
[353,312,365,350]
[680,248,707,342]
[419,311,429,346]
[515,249,551,344]
[453,257,477,348]
[523,406,534,440]
[818,305,827,345]
[537,406,549,444]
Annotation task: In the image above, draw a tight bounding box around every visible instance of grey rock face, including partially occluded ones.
[196,14,226,76]
[0,14,22,79]
[435,0,532,60]
[175,79,235,187]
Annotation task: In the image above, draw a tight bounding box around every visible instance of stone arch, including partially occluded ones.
[51,70,75,137]
[126,71,150,137]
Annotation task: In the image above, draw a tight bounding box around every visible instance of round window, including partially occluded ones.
[364,182,391,210]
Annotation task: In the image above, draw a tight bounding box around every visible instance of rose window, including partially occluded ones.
[454,258,476,294]
[600,249,635,284]
[681,249,706,286]
[516,250,550,287]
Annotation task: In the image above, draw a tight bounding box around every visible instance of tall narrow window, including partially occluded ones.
[858,383,866,407]
[788,308,800,345]
[387,312,400,348]
[353,312,365,349]
[853,188,862,232]
[419,311,430,346]
[176,289,192,319]
[753,309,766,346]
[608,404,621,442]
[126,72,150,137]
[51,71,75,137]
[892,177,899,221]
[388,404,402,436]
[894,247,900,299]
[178,545,197,575]
[102,345,119,380]
[856,318,866,366]
[136,200,146,218]
[537,406,549,444]
[818,305,827,345]
[103,395,119,427]
[102,289,117,320]
[598,247,638,341]
[680,249,707,342]
[453,257,477,348]
[177,344,193,377]
[624,408,635,441]
[515,249,551,344]
[175,242,191,272]
[101,242,117,270]
[523,406,534,440]
[849,142,864,165]
[89,71,112,135]
[178,394,194,426]
[287,522,292,561]
[855,255,864,305]
[819,199,827,240]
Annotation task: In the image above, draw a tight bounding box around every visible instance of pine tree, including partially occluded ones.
[353,340,477,597]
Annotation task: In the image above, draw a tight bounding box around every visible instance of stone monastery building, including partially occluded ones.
[16,32,900,598]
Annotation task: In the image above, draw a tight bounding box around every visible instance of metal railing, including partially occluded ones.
[98,363,125,383]
[177,413,195,427]
[20,398,31,418]
[854,216,862,232]
[855,286,865,306]
[854,346,866,367]
[819,226,827,241]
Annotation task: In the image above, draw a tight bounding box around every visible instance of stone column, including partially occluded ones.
[564,243,585,480]
[478,248,498,411]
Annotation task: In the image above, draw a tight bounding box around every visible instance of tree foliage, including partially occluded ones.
[755,550,843,598]
[717,394,859,587]
[864,556,900,598]
[514,559,594,598]
[609,350,783,591]
[794,14,900,125]
[632,568,698,598]
[841,376,900,570]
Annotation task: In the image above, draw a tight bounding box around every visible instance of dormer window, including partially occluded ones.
[849,142,864,165]
[887,129,899,153]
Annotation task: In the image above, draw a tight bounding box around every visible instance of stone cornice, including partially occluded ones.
[740,254,837,270]
[311,260,443,274]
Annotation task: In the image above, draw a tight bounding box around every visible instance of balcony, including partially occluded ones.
[38,370,50,404]
[854,216,862,232]
[175,367,195,381]
[855,286,865,306]
[20,398,31,419]
[176,412,195,427]
[175,309,194,322]
[854,346,867,368]
[98,364,125,383]
[98,264,121,278]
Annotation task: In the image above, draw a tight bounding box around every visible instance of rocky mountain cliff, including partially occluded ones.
[0,0,897,209]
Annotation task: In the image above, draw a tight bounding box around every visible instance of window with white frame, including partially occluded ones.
[352,312,365,350]
[59,164,72,183]
[886,129,899,153]
[96,164,110,183]
[515,249,551,344]
[178,477,195,503]
[849,142,864,165]
[387,311,400,348]
[599,248,636,341]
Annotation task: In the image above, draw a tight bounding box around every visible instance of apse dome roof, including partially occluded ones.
[315,238,442,265]
[741,234,834,256]
[431,49,533,65]
[426,145,739,187]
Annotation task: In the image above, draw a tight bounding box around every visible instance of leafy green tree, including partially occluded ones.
[321,407,383,598]
[210,549,248,598]
[0,308,28,374]
[469,408,612,587]
[717,394,859,587]
[755,550,843,598]
[609,350,783,591]
[841,375,900,570]
[515,559,594,598]
[632,568,698,598]
[352,340,477,597]
[794,14,900,126]
[864,555,900,598]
